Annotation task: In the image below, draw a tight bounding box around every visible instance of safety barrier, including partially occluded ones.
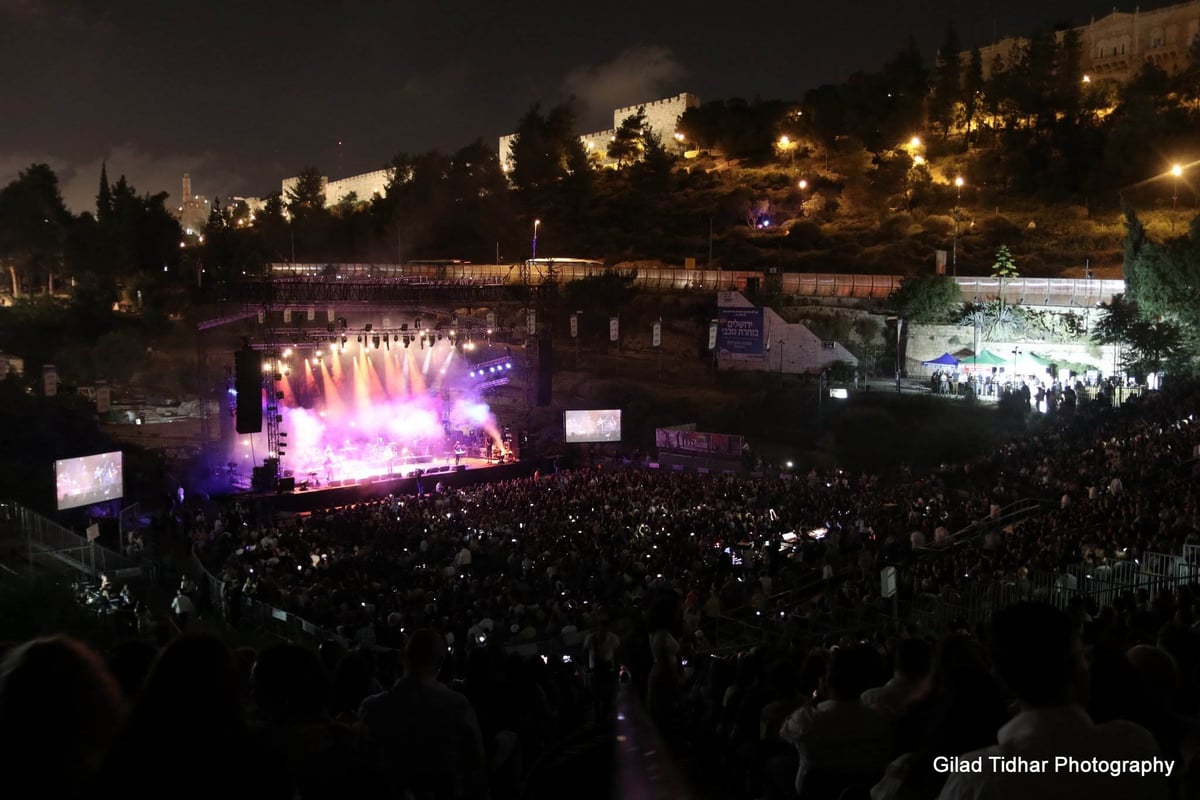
[0,501,143,580]
[267,263,1124,308]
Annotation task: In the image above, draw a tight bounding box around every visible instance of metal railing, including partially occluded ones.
[189,551,346,646]
[0,501,143,580]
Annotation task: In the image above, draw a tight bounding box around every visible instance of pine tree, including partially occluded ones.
[96,161,112,224]
[963,48,984,146]
[930,24,962,139]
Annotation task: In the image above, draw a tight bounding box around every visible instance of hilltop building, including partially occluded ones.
[176,173,210,237]
[978,0,1200,82]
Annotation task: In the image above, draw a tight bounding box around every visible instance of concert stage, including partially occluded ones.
[252,456,535,512]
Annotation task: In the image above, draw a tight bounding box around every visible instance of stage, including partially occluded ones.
[256,456,536,512]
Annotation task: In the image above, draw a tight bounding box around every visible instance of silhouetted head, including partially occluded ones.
[252,643,330,722]
[895,638,932,680]
[404,628,446,678]
[0,636,124,791]
[826,644,881,702]
[990,602,1084,708]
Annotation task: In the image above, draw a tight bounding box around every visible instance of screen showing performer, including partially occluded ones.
[55,451,124,510]
[564,409,622,443]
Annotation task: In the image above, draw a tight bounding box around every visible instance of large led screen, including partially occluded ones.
[564,409,622,444]
[55,451,124,510]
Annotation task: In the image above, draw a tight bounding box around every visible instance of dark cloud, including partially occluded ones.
[562,46,687,130]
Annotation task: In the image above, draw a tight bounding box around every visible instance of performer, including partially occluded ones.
[454,441,465,466]
[323,452,334,484]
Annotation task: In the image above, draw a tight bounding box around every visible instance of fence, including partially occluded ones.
[189,551,344,646]
[0,501,143,580]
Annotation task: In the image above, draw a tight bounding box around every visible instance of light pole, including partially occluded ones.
[1172,164,1182,211]
[573,310,582,370]
[778,338,785,380]
[952,176,964,276]
[1010,348,1022,384]
[532,219,540,261]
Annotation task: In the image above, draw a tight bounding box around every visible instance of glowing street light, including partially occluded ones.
[1172,164,1183,211]
[909,136,922,148]
[798,179,807,190]
[532,219,540,261]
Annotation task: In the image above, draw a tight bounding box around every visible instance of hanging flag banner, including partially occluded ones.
[327,308,336,323]
[44,364,58,397]
[307,307,315,322]
[96,380,111,414]
[652,321,662,347]
[486,311,496,330]
[283,308,292,323]
[609,317,619,342]
[382,317,391,329]
[570,314,578,338]
[527,310,536,335]
[257,310,266,325]
[716,307,765,358]
[708,322,718,350]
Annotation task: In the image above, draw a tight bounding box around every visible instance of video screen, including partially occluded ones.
[55,451,124,510]
[564,409,622,443]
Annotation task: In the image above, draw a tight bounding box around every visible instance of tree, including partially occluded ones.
[890,274,961,322]
[963,48,985,145]
[508,103,588,191]
[285,167,326,217]
[96,162,112,225]
[0,164,71,296]
[992,245,1019,279]
[609,107,648,168]
[929,24,962,139]
[1092,293,1188,378]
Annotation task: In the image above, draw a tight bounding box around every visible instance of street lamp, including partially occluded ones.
[532,219,540,261]
[778,135,794,165]
[1172,164,1182,210]
[1010,348,1022,384]
[952,176,965,275]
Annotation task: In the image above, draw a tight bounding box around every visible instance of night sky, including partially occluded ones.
[0,0,1170,211]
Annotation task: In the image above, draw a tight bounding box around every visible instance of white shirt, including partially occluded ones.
[171,594,195,615]
[937,706,1170,800]
[861,675,923,717]
[781,700,892,795]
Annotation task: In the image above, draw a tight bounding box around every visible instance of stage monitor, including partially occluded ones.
[564,409,622,444]
[55,451,123,511]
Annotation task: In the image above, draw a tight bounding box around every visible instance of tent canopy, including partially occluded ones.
[966,349,1009,366]
[921,352,961,367]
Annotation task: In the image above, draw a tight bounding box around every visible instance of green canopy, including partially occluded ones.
[967,349,1008,366]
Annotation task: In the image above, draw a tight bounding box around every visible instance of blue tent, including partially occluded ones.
[921,352,961,367]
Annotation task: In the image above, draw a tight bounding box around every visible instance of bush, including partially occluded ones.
[976,214,1021,243]
[923,214,954,236]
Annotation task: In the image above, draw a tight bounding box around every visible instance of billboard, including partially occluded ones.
[564,409,622,443]
[655,428,744,456]
[716,307,764,357]
[55,451,124,511]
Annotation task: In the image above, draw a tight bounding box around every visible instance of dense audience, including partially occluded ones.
[1,380,1199,798]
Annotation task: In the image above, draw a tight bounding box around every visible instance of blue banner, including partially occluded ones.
[716,307,764,357]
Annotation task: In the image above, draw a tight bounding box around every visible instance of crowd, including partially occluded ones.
[3,379,1200,798]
